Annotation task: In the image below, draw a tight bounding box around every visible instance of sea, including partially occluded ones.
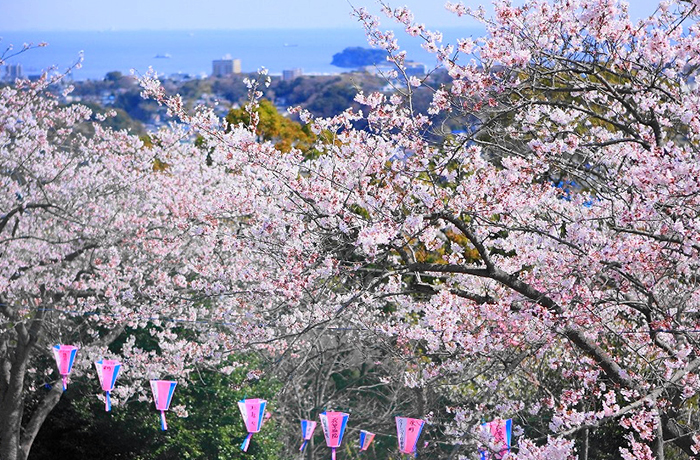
[0,28,483,81]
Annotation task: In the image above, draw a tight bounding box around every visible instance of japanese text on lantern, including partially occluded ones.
[331,417,339,441]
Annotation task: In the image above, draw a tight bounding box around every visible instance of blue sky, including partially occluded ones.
[1,0,662,31]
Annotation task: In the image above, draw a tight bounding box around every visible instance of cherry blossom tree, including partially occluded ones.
[0,74,305,460]
[144,0,700,458]
[6,0,700,458]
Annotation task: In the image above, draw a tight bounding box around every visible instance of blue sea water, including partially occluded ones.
[0,28,482,81]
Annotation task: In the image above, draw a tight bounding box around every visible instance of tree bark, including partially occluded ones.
[0,329,30,460]
[19,382,63,460]
[0,308,49,460]
[579,427,589,460]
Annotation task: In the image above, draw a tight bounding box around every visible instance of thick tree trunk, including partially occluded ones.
[0,383,63,460]
[0,335,30,460]
[19,383,63,459]
[0,403,22,460]
[579,427,589,460]
[0,307,49,460]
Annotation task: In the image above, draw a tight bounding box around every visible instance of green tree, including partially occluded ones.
[226,99,316,153]
[306,84,358,118]
[113,89,162,123]
[29,357,283,460]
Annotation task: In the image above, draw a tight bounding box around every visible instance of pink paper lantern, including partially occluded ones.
[396,416,425,455]
[94,359,121,411]
[299,419,317,452]
[319,411,349,460]
[150,380,177,430]
[238,398,267,451]
[359,430,375,451]
[479,418,512,460]
[52,344,78,391]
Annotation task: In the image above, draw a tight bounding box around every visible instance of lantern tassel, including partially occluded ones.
[241,433,253,452]
[62,376,67,391]
[105,392,112,412]
[160,410,168,431]
[300,440,308,452]
[332,447,337,460]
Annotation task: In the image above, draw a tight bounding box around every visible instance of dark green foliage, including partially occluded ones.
[29,358,282,460]
[211,77,249,104]
[270,73,386,119]
[176,79,213,100]
[112,89,162,123]
[306,84,358,118]
[274,75,343,107]
[28,380,151,460]
[585,421,629,460]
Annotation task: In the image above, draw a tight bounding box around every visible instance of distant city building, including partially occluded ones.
[404,61,426,77]
[363,63,395,76]
[282,68,303,81]
[4,63,23,81]
[212,55,241,77]
[363,61,426,78]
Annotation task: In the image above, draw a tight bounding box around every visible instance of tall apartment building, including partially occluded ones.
[212,55,241,77]
[282,68,303,81]
[4,63,23,81]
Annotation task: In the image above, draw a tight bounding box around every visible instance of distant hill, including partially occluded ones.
[331,47,387,68]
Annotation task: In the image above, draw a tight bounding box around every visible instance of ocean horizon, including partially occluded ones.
[0,27,484,80]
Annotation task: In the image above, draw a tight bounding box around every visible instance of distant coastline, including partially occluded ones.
[0,27,482,81]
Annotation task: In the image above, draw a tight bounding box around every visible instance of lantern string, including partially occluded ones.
[0,304,694,338]
[23,306,700,335]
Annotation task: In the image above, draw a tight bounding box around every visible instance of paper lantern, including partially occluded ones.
[299,419,317,452]
[94,359,121,411]
[319,411,349,460]
[479,418,512,460]
[150,380,177,430]
[396,416,425,455]
[359,430,375,451]
[52,344,78,391]
[238,398,267,451]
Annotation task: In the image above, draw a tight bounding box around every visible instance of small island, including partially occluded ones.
[331,47,387,68]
